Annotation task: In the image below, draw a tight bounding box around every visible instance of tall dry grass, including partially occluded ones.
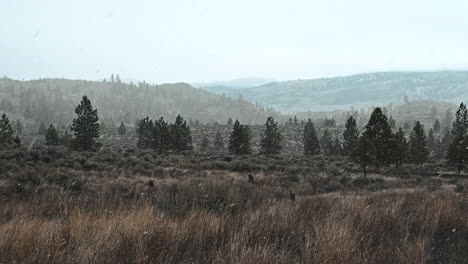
[0,191,467,263]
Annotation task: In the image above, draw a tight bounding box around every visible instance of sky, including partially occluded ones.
[2,0,468,84]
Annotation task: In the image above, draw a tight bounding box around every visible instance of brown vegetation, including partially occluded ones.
[0,144,467,263]
[0,191,467,263]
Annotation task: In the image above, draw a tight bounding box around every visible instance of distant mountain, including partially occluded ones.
[192,77,275,89]
[0,78,279,125]
[205,72,468,113]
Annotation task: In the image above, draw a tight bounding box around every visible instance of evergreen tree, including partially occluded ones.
[435,128,452,160]
[293,116,298,126]
[286,117,293,126]
[362,107,393,169]
[352,135,376,178]
[136,117,154,149]
[170,115,192,152]
[442,108,453,130]
[227,117,233,126]
[118,121,126,135]
[320,129,334,155]
[403,121,411,131]
[60,129,72,146]
[38,122,47,135]
[156,117,170,153]
[343,116,359,156]
[0,113,15,147]
[391,128,408,168]
[260,117,282,154]
[408,121,429,164]
[433,119,441,133]
[427,128,435,157]
[45,124,60,145]
[303,119,320,155]
[324,118,336,127]
[331,136,343,156]
[228,119,251,155]
[213,131,224,149]
[447,103,468,174]
[70,95,101,151]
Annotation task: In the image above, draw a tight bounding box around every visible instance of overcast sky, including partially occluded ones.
[2,0,468,83]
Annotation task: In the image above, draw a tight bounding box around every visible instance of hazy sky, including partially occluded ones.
[2,0,468,83]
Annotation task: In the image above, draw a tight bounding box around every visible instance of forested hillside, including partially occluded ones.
[0,77,279,127]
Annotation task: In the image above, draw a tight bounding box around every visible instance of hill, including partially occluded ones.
[192,77,275,89]
[0,77,279,126]
[206,71,468,113]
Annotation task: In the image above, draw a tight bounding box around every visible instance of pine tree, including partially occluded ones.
[60,129,72,146]
[0,113,15,147]
[352,135,376,178]
[70,95,101,151]
[436,128,452,160]
[156,117,170,153]
[403,121,411,131]
[331,136,343,156]
[343,116,359,156]
[362,107,393,169]
[442,109,453,131]
[228,119,251,155]
[45,124,60,145]
[118,122,126,135]
[213,131,224,149]
[391,128,408,168]
[408,121,429,164]
[324,118,336,127]
[260,117,282,154]
[320,129,334,155]
[447,103,468,174]
[293,116,298,126]
[427,128,435,157]
[227,117,233,126]
[433,119,441,133]
[170,115,192,152]
[136,117,154,149]
[38,122,47,135]
[303,119,320,155]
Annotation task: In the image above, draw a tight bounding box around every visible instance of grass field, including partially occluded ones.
[0,129,467,263]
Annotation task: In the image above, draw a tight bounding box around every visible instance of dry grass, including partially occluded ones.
[0,191,467,264]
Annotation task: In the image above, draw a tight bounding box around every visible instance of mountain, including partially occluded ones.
[0,78,279,126]
[205,72,468,113]
[192,77,275,89]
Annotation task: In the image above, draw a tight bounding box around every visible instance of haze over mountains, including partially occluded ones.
[1,71,467,127]
[202,71,468,113]
[0,77,278,125]
[192,77,275,89]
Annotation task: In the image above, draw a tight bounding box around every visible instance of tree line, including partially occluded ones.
[1,95,467,175]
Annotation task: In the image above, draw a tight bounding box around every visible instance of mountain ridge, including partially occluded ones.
[204,71,468,113]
